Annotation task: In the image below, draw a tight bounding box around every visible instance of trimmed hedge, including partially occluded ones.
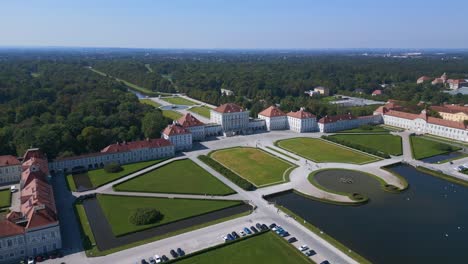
[198,155,256,191]
[129,208,163,226]
[322,135,390,159]
[104,162,123,173]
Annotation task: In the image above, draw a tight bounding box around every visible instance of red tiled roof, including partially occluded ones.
[418,76,431,81]
[431,104,468,115]
[213,103,244,113]
[162,124,191,136]
[0,155,20,167]
[23,149,46,162]
[447,79,467,84]
[287,109,316,119]
[101,138,172,153]
[318,114,356,124]
[0,220,24,237]
[372,90,383,95]
[21,169,47,188]
[22,157,49,175]
[54,152,108,162]
[258,106,286,117]
[177,113,205,127]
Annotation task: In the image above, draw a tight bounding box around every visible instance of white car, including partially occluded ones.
[272,225,281,231]
[154,255,162,263]
[27,257,35,264]
[298,245,309,251]
[240,230,246,236]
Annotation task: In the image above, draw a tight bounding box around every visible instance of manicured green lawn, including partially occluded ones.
[276,138,378,164]
[114,159,235,195]
[410,136,460,160]
[162,96,197,106]
[162,110,183,120]
[67,159,164,191]
[189,106,211,118]
[335,126,390,133]
[140,99,161,108]
[210,147,295,187]
[328,134,402,155]
[175,232,314,264]
[97,194,242,236]
[0,189,11,208]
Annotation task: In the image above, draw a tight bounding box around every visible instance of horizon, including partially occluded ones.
[1,0,467,49]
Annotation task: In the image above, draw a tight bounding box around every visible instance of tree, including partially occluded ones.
[129,208,163,225]
[142,111,168,138]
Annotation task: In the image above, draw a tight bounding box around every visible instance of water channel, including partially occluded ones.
[267,165,468,263]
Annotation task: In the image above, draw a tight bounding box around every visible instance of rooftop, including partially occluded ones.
[0,155,20,167]
[258,105,286,117]
[213,103,244,113]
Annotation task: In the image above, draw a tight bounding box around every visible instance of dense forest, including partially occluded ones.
[0,59,170,158]
[0,49,467,157]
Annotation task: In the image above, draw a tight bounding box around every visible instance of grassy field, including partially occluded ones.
[162,97,198,106]
[265,146,300,161]
[140,99,161,108]
[335,126,390,133]
[277,138,378,164]
[0,189,11,208]
[67,159,164,191]
[114,159,235,195]
[410,136,460,160]
[162,110,183,120]
[328,134,402,155]
[97,194,242,236]
[210,147,295,187]
[189,106,211,118]
[174,231,314,264]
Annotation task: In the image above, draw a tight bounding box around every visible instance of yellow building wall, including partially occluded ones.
[439,112,468,122]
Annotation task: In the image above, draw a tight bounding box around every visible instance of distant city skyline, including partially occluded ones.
[1,0,467,49]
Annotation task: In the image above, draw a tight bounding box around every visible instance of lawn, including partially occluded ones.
[114,159,235,195]
[410,135,461,160]
[174,232,313,264]
[328,134,402,155]
[162,110,183,120]
[189,106,211,118]
[276,138,378,164]
[335,126,390,133]
[97,194,242,236]
[210,147,295,187]
[162,96,198,106]
[140,99,161,108]
[67,159,164,191]
[0,189,11,208]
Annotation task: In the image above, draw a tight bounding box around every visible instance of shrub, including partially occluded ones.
[104,162,123,173]
[198,155,256,191]
[129,208,163,226]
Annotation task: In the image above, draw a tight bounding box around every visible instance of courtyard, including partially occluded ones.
[210,147,296,187]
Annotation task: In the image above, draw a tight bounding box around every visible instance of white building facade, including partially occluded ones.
[0,156,21,185]
[287,109,318,133]
[258,106,288,131]
[162,124,193,151]
[210,103,250,134]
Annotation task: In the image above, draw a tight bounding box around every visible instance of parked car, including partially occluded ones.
[35,256,44,263]
[27,257,35,264]
[170,250,178,258]
[240,230,246,236]
[280,231,290,237]
[244,227,252,235]
[305,250,317,257]
[177,248,185,256]
[148,257,156,264]
[298,245,309,251]
[161,255,169,262]
[231,231,240,239]
[256,223,263,229]
[227,233,234,240]
[269,223,277,229]
[141,259,149,264]
[287,237,297,243]
[320,261,330,264]
[261,224,269,230]
[154,255,162,263]
[250,226,258,233]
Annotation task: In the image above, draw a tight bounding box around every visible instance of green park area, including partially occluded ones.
[0,189,11,209]
[114,159,235,195]
[189,106,211,118]
[140,99,161,108]
[162,110,183,120]
[97,194,242,236]
[410,135,460,160]
[210,147,295,187]
[277,138,379,164]
[162,96,198,106]
[67,159,164,191]
[174,231,314,264]
[328,134,403,156]
[335,125,389,133]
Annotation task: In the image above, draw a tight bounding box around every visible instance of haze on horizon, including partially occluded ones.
[1,0,467,50]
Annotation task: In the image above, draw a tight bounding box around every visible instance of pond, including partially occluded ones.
[267,165,468,264]
[421,151,464,163]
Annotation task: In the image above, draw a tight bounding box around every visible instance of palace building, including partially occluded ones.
[0,156,22,185]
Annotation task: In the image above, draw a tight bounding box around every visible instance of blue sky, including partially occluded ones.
[1,0,466,49]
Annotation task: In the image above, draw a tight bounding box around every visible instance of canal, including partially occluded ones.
[267,164,468,263]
